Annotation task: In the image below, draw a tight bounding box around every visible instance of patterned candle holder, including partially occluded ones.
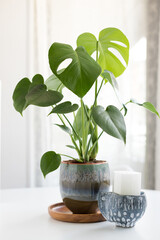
[98,191,147,228]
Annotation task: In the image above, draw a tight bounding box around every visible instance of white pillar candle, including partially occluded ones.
[113,171,141,196]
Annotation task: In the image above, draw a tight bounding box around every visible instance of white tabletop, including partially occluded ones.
[0,187,160,240]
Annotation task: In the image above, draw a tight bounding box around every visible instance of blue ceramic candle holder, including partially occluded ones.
[98,191,147,228]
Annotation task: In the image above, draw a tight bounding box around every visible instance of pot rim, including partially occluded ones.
[61,160,107,165]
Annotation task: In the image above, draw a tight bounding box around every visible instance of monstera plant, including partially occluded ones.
[13,27,159,177]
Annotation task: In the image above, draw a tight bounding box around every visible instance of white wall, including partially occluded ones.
[0,0,147,188]
[0,0,29,188]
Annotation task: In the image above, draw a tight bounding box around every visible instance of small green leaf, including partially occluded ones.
[49,42,101,98]
[49,101,79,114]
[13,74,63,114]
[66,145,76,149]
[12,77,31,115]
[29,74,44,91]
[92,105,126,143]
[40,151,61,177]
[130,99,160,118]
[142,102,160,117]
[55,124,71,134]
[25,84,63,107]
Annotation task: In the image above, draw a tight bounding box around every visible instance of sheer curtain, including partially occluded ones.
[28,0,148,187]
[146,0,160,190]
[27,0,54,187]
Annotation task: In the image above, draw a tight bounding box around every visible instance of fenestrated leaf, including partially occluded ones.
[49,101,79,114]
[77,33,97,55]
[77,28,129,77]
[12,77,31,115]
[92,105,126,143]
[98,28,129,77]
[55,124,71,135]
[40,151,61,177]
[102,70,127,116]
[45,70,65,93]
[13,74,63,114]
[49,42,101,98]
[130,99,160,118]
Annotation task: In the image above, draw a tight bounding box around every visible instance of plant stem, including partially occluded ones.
[82,101,90,120]
[93,78,104,107]
[73,111,83,156]
[63,114,82,145]
[84,125,96,160]
[95,40,99,105]
[57,114,82,158]
[88,130,104,156]
[120,101,131,111]
[70,135,82,158]
[59,154,83,162]
[85,74,104,158]
[81,98,86,160]
[57,83,63,92]
[91,40,99,159]
[57,114,65,125]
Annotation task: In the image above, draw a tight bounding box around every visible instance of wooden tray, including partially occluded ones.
[48,202,106,223]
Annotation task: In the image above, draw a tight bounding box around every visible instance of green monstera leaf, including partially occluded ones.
[49,43,101,98]
[92,105,126,143]
[77,27,129,77]
[130,99,160,118]
[40,151,61,177]
[49,101,79,115]
[12,74,63,115]
[142,102,160,117]
[12,77,31,115]
[77,33,97,55]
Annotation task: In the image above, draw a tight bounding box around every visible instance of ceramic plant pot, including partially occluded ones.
[60,161,110,214]
[98,191,147,228]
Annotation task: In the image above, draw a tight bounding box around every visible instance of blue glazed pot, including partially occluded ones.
[60,161,110,214]
[98,191,147,227]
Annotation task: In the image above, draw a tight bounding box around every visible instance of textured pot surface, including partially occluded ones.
[60,161,110,214]
[98,191,147,228]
